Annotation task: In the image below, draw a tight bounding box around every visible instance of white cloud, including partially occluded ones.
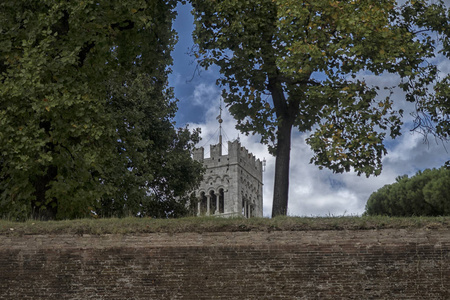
[437,56,450,79]
[192,83,220,107]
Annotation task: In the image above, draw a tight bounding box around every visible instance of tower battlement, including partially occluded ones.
[194,140,262,172]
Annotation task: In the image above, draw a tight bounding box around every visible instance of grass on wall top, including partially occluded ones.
[1,216,449,236]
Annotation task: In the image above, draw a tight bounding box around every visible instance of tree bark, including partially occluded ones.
[32,165,58,220]
[268,77,294,217]
[271,118,292,217]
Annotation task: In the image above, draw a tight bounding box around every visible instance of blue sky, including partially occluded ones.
[169,2,449,217]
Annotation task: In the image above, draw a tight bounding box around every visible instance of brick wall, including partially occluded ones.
[1,229,449,299]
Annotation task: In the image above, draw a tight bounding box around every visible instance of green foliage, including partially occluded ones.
[191,0,439,216]
[401,0,450,142]
[0,0,203,220]
[96,72,204,219]
[365,167,450,216]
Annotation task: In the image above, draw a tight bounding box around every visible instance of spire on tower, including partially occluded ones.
[217,98,223,146]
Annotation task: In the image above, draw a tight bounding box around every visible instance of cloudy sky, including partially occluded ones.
[169,2,449,217]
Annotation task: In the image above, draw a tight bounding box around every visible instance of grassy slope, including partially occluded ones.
[1,216,449,236]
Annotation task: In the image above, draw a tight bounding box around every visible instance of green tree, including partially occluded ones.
[423,167,450,215]
[401,1,450,168]
[96,72,204,219]
[191,0,437,216]
[402,0,450,143]
[365,167,450,216]
[0,0,202,220]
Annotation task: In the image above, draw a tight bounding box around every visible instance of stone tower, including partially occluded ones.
[193,139,263,218]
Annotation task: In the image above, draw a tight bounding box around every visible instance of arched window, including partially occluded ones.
[209,190,217,214]
[219,188,225,214]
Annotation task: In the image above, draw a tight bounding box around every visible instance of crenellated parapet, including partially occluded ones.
[193,147,204,162]
[210,143,222,158]
[227,140,262,176]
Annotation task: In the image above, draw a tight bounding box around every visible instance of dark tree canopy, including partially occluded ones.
[365,167,450,216]
[191,0,441,216]
[0,0,203,220]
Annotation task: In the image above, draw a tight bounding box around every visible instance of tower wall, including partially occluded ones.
[193,140,263,218]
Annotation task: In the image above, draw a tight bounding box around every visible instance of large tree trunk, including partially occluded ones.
[268,76,295,217]
[272,118,292,217]
[32,165,58,220]
[32,120,58,220]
